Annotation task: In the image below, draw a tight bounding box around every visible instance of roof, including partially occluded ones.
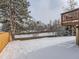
[61,8,79,15]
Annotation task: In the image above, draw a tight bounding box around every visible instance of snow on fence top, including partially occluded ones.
[15,32,57,39]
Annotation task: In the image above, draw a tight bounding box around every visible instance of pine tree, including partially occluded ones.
[0,0,30,39]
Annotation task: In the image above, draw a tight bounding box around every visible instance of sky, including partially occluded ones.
[28,0,79,24]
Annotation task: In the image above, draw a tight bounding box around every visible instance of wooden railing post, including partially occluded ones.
[76,26,79,45]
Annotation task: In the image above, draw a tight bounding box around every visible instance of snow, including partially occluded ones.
[0,36,78,59]
[15,32,56,38]
[27,41,79,59]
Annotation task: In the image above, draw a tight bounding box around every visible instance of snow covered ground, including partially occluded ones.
[0,36,78,59]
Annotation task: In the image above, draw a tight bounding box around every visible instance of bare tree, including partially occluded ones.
[65,0,78,11]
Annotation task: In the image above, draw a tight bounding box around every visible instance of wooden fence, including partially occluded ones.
[0,32,12,52]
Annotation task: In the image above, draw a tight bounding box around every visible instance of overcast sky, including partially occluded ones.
[28,0,79,24]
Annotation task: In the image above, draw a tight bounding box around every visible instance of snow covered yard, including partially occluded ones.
[0,36,77,59]
[27,41,79,59]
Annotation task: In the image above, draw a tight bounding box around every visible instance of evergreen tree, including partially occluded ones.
[0,0,29,32]
[0,0,30,39]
